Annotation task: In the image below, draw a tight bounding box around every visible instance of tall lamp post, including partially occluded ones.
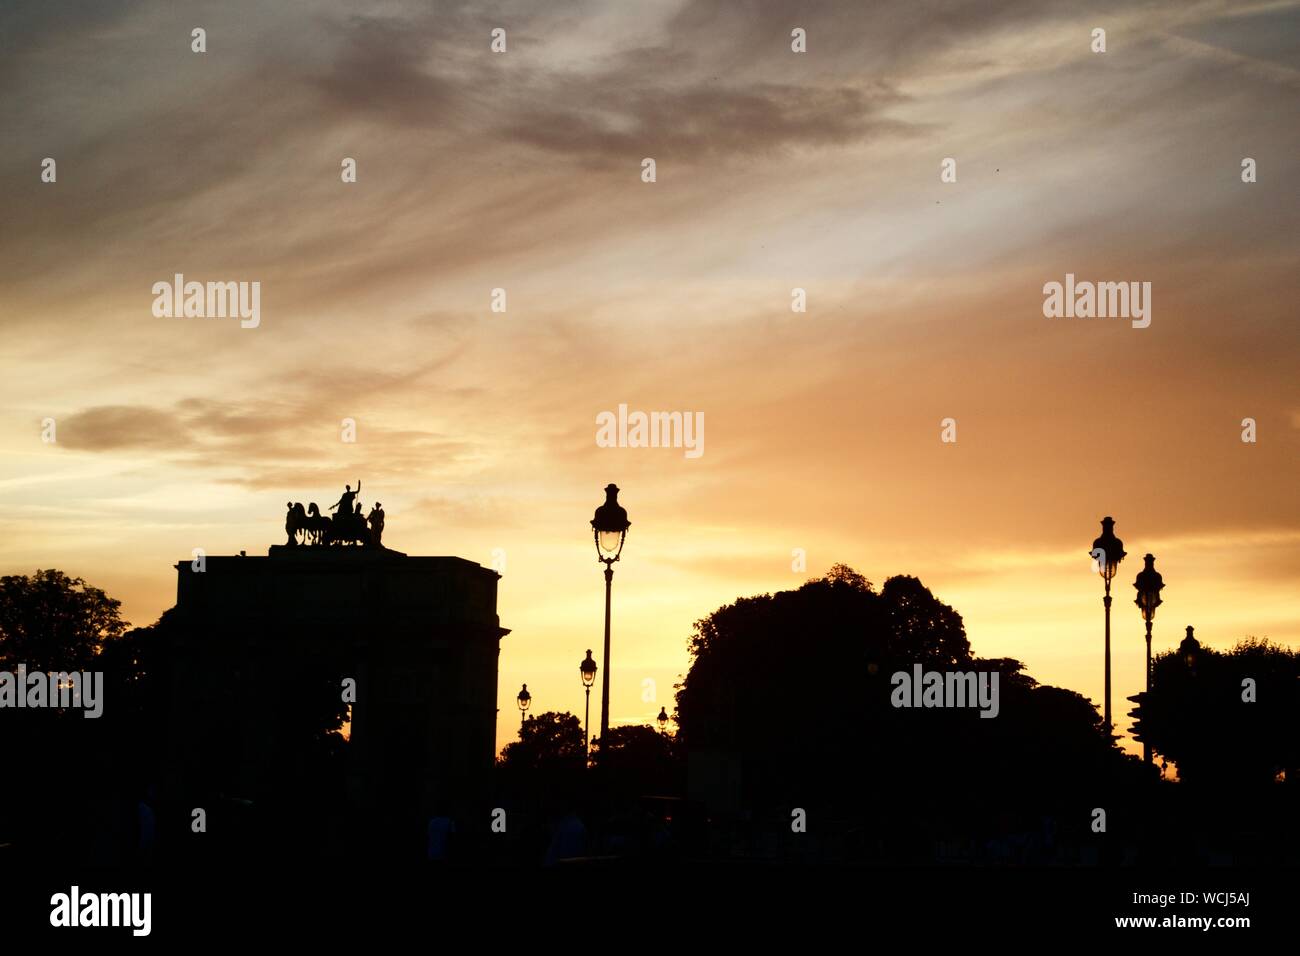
[1090,516,1127,732]
[1133,553,1165,765]
[580,650,597,758]
[590,484,630,752]
[516,683,531,727]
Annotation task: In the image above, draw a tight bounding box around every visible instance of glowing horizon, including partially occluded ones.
[1,0,1296,758]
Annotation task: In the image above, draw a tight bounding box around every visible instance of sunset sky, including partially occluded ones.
[2,0,1297,755]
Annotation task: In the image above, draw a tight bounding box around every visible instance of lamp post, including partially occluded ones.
[590,484,630,752]
[1178,625,1201,671]
[1090,516,1127,732]
[580,649,597,758]
[656,706,669,735]
[516,683,531,727]
[1133,553,1165,765]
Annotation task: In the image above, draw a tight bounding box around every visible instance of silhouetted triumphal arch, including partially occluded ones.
[166,513,507,854]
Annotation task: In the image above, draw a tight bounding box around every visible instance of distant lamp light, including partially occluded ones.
[1133,554,1164,623]
[580,650,597,758]
[591,484,630,562]
[516,683,531,721]
[657,706,669,734]
[1090,516,1127,583]
[1178,626,1201,669]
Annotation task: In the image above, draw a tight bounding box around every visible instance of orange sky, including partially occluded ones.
[1,0,1297,756]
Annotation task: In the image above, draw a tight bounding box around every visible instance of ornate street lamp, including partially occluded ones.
[1090,516,1127,732]
[580,649,597,757]
[657,706,669,735]
[516,683,531,727]
[591,484,630,750]
[1133,553,1165,765]
[1178,626,1201,671]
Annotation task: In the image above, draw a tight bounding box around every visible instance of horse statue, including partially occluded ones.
[305,503,331,545]
[285,502,309,546]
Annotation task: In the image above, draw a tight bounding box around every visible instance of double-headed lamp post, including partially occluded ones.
[516,683,531,727]
[1090,516,1127,732]
[590,484,630,752]
[1133,553,1165,765]
[580,649,597,756]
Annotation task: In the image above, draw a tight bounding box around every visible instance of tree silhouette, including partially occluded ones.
[0,569,127,670]
[499,711,586,772]
[92,609,177,781]
[592,724,678,796]
[879,573,970,665]
[675,566,1126,811]
[1139,637,1299,786]
[0,570,137,861]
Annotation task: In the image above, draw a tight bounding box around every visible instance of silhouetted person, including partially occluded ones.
[426,811,456,863]
[544,810,587,866]
[368,503,385,546]
[135,786,156,862]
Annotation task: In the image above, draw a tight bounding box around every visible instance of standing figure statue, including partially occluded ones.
[367,502,386,548]
[330,480,361,519]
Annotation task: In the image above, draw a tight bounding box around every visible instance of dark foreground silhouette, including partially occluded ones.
[1,566,1296,867]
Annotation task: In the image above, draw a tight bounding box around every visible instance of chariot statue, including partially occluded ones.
[284,479,383,548]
